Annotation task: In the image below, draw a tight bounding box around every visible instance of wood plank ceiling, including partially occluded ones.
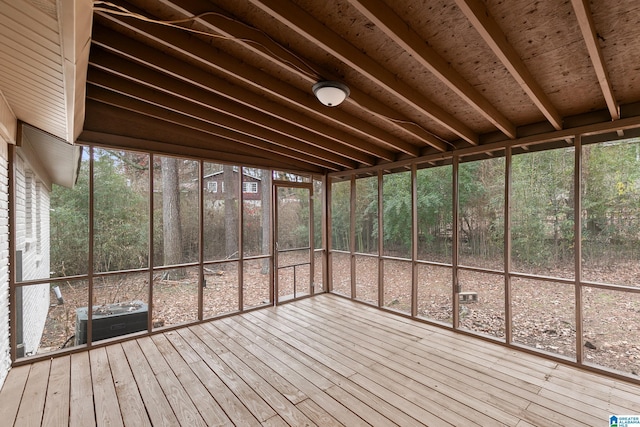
[81,0,640,173]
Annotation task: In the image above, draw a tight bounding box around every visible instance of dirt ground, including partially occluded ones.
[39,254,639,378]
[331,253,640,378]
[39,252,321,351]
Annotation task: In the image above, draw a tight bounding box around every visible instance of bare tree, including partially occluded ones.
[223,165,238,260]
[261,169,271,274]
[161,157,185,279]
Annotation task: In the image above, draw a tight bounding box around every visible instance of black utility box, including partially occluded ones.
[75,301,148,345]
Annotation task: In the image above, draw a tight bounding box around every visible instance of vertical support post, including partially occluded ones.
[350,175,356,299]
[148,153,154,333]
[320,174,328,293]
[238,168,244,312]
[8,142,16,362]
[326,176,333,293]
[377,170,384,308]
[269,172,275,303]
[262,173,276,305]
[87,146,95,345]
[272,181,279,303]
[14,251,23,358]
[198,160,204,320]
[504,146,513,344]
[309,182,315,296]
[452,155,460,329]
[574,135,584,364]
[411,163,418,317]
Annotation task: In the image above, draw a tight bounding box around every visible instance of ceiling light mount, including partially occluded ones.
[312,81,350,107]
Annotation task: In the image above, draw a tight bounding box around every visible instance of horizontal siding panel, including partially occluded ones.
[0,70,64,105]
[0,42,64,84]
[0,78,66,122]
[0,0,59,32]
[0,0,70,142]
[0,25,62,69]
[0,65,64,100]
[0,3,60,53]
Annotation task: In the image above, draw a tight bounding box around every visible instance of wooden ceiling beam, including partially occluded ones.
[455,0,564,131]
[85,83,346,171]
[149,0,430,155]
[87,81,350,170]
[247,0,476,148]
[349,0,516,139]
[90,27,394,161]
[88,49,377,166]
[93,7,422,158]
[81,101,323,172]
[80,130,308,172]
[570,0,620,120]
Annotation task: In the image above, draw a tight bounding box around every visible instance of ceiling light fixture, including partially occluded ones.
[312,81,350,107]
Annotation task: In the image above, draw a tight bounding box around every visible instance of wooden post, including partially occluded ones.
[326,177,333,293]
[504,146,513,343]
[452,155,460,329]
[309,180,315,296]
[411,163,418,317]
[198,160,204,320]
[87,147,95,345]
[320,175,328,294]
[378,170,384,308]
[574,135,584,364]
[148,153,154,332]
[350,175,356,299]
[238,168,244,312]
[8,142,16,361]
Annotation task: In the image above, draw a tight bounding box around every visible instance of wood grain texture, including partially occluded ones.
[69,352,95,427]
[89,348,124,427]
[15,360,50,427]
[2,294,639,426]
[0,365,30,425]
[105,344,151,427]
[41,356,70,427]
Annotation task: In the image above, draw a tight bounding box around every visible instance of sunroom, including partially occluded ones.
[0,0,639,425]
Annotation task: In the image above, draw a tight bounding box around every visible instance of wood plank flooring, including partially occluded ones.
[1,293,639,426]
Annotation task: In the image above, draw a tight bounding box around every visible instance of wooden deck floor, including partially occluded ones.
[1,294,639,426]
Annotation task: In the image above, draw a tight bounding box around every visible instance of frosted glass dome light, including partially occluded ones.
[312,81,350,107]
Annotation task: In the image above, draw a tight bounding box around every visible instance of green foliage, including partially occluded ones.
[93,151,150,272]
[51,150,150,276]
[383,172,412,257]
[355,176,378,254]
[417,165,452,260]
[277,187,311,249]
[331,179,351,251]
[582,140,640,261]
[50,138,640,280]
[458,158,505,262]
[50,163,89,277]
[511,148,574,267]
[313,179,323,249]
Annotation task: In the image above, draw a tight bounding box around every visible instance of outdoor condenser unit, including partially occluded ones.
[75,301,148,345]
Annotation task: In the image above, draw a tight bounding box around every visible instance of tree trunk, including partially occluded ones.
[223,165,238,260]
[161,157,185,279]
[261,170,271,274]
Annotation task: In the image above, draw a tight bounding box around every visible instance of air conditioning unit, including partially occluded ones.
[75,301,148,345]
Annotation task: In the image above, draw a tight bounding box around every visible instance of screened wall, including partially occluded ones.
[10,146,324,362]
[9,133,640,382]
[328,133,640,380]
